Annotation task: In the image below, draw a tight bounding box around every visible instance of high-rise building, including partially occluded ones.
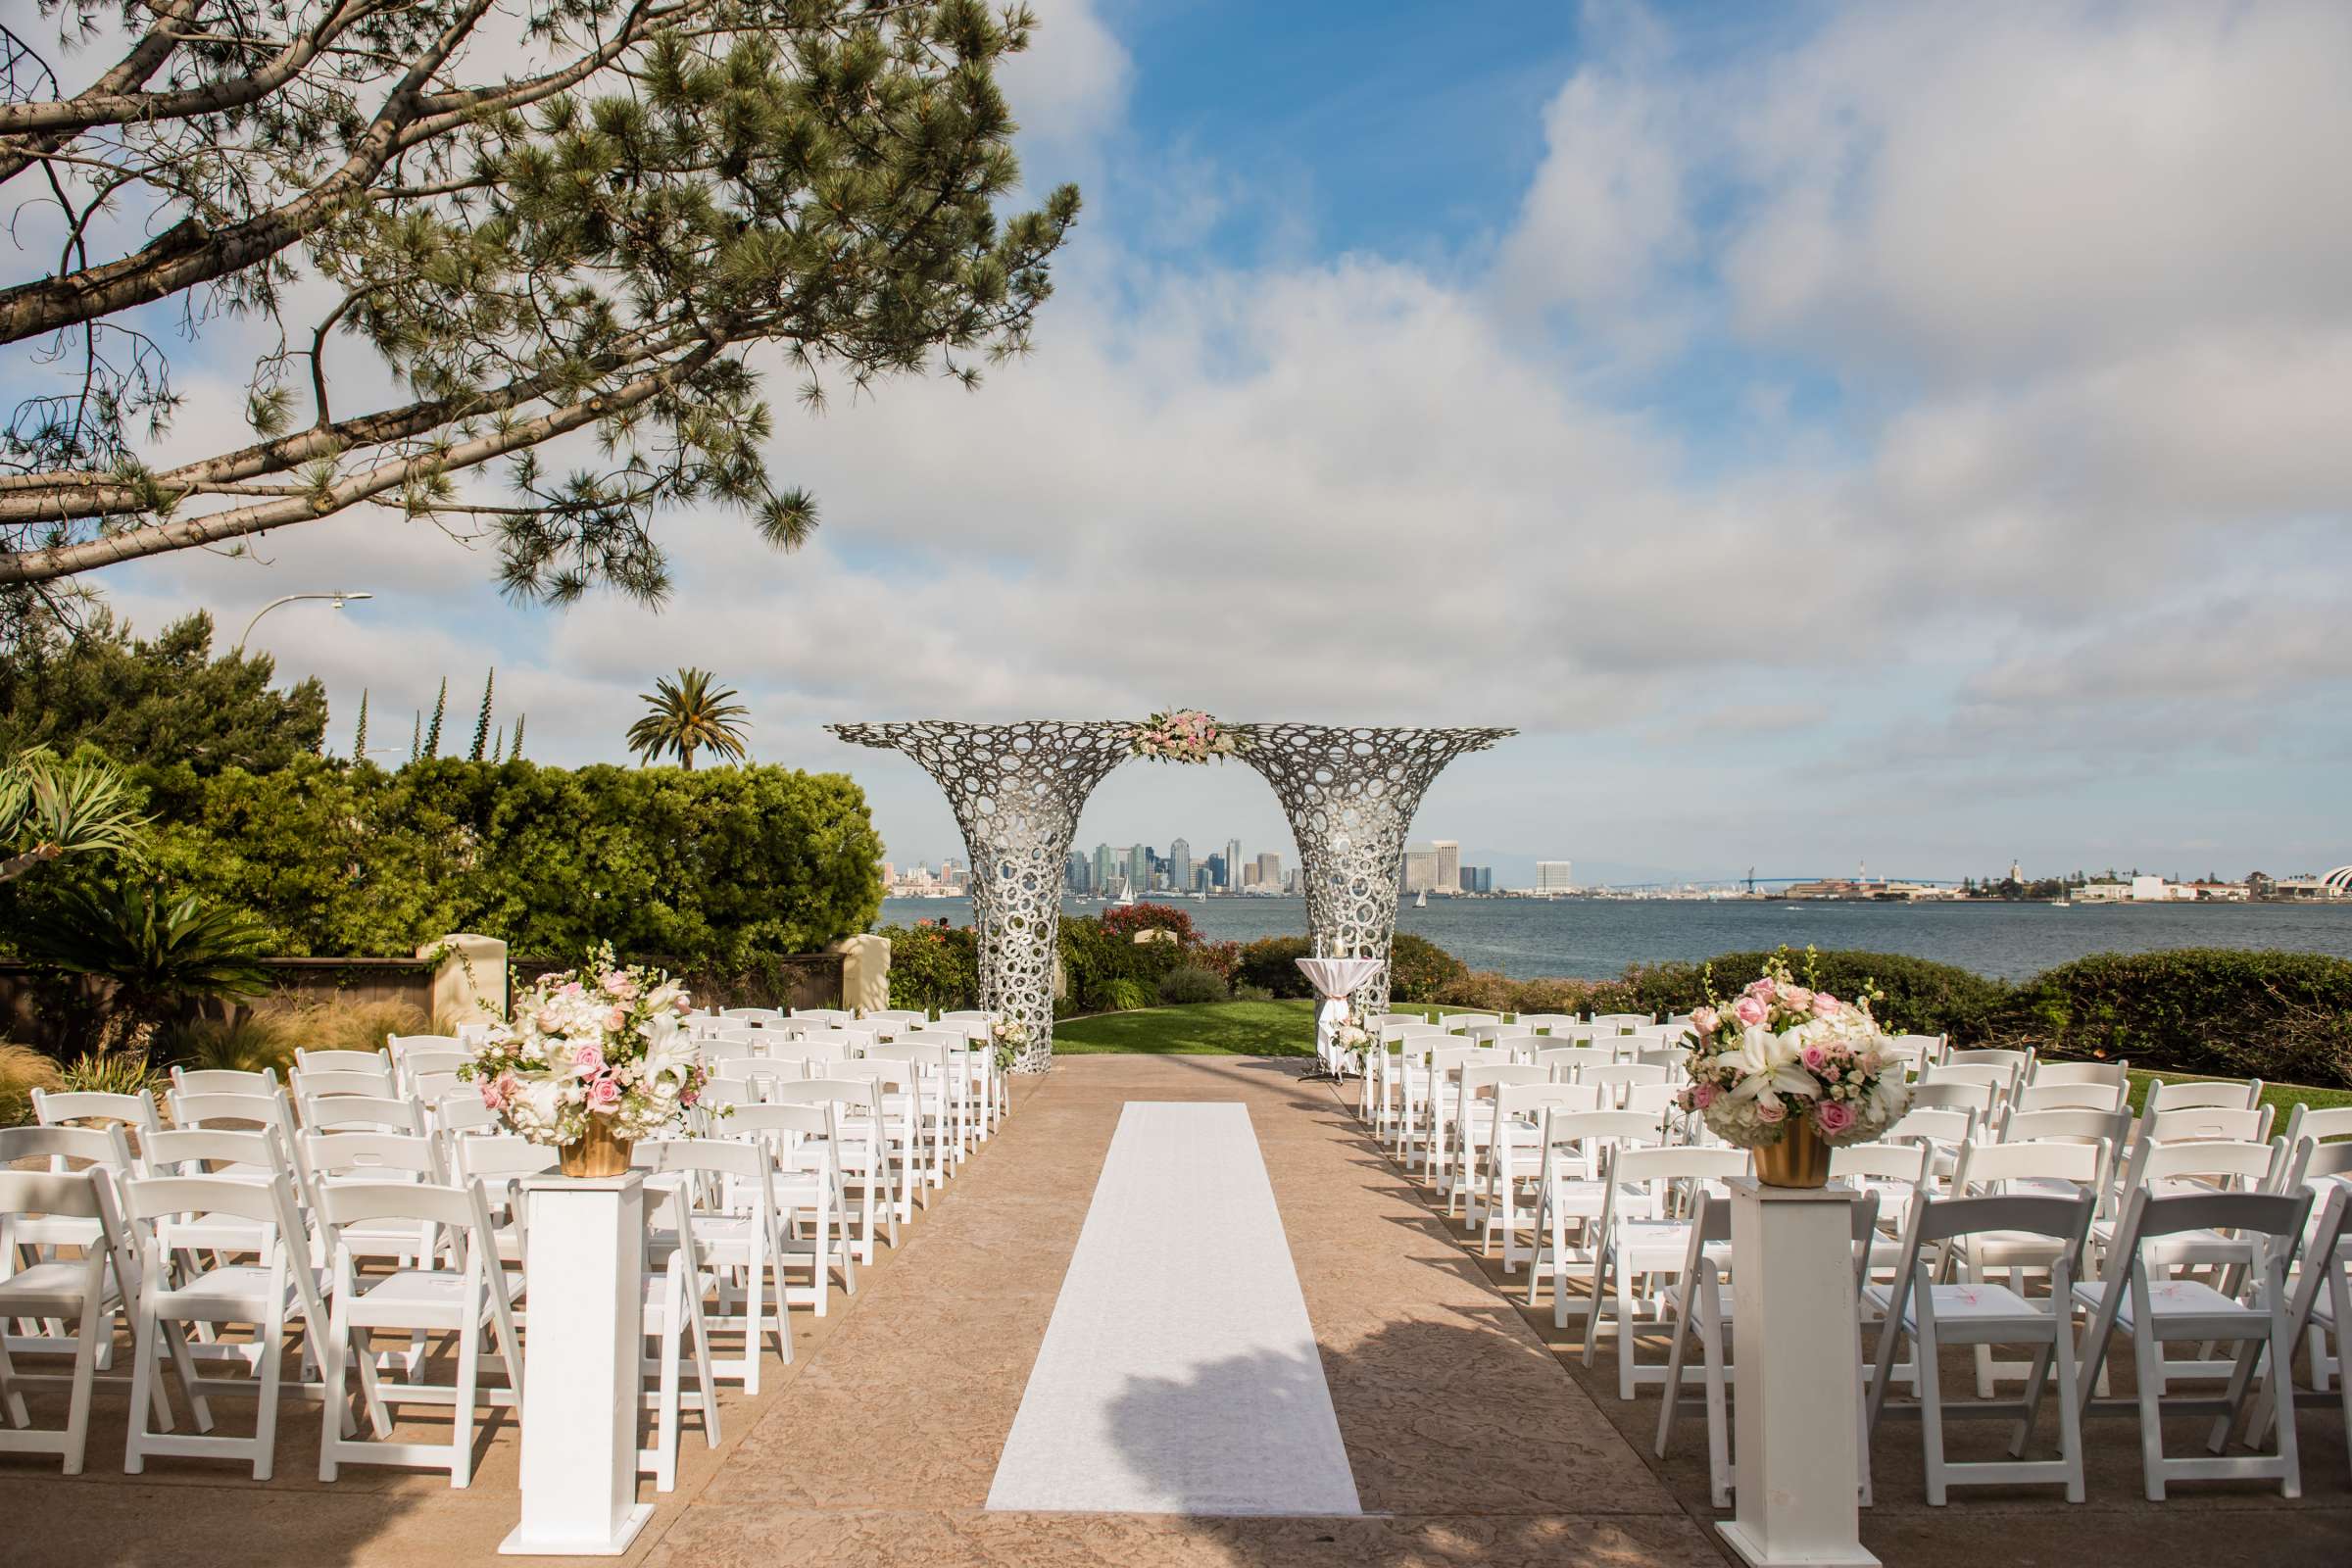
[1168,837,1193,897]
[1126,843,1152,896]
[1433,840,1460,895]
[1205,852,1226,889]
[1536,860,1575,893]
[1066,851,1090,895]
[1402,846,1439,893]
[1093,843,1116,897]
[1225,838,1243,891]
[1256,851,1283,889]
[1458,865,1492,894]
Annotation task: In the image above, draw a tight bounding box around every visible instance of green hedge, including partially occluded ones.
[1989,949,2352,1087]
[877,921,979,1013]
[2,756,884,966]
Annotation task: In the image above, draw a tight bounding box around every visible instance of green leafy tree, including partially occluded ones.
[627,667,749,769]
[0,610,326,771]
[13,881,270,1052]
[469,669,494,761]
[0,2,1079,615]
[0,748,148,882]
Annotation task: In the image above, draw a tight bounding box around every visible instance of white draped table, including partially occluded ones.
[1294,956,1384,1077]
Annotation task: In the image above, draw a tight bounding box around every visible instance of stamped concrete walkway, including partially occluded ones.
[9,1053,2344,1566]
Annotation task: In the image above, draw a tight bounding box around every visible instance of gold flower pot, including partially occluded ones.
[559,1114,632,1178]
[1754,1116,1830,1189]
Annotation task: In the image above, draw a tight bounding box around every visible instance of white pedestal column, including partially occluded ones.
[501,1174,651,1557]
[1719,1176,1879,1568]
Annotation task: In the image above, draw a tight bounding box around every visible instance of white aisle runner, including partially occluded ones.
[986,1101,1362,1516]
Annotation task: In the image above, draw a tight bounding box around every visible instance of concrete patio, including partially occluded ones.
[4,1054,2347,1566]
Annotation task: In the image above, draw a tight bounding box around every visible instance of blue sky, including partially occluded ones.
[36,0,2352,884]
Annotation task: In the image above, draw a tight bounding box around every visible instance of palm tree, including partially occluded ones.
[626,668,750,770]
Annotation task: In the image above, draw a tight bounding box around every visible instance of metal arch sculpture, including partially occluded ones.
[1236,725,1515,1016]
[829,720,1131,1069]
[831,715,1515,1066]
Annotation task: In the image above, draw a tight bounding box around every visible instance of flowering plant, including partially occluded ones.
[990,1017,1030,1073]
[1128,709,1237,764]
[459,945,710,1147]
[1333,1014,1374,1075]
[1675,960,1909,1149]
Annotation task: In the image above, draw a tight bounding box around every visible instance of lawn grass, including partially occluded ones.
[1053,999,1319,1055]
[1052,1001,2352,1122]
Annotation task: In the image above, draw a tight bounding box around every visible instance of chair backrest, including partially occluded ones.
[1950,1138,2101,1194]
[1495,1081,1600,1121]
[388,1033,463,1061]
[2109,1185,2308,1252]
[793,1007,855,1024]
[1543,1107,1670,1149]
[783,1078,880,1116]
[2011,1080,2128,1115]
[30,1087,161,1146]
[1589,1013,1652,1031]
[1634,1047,1688,1071]
[171,1065,278,1095]
[1909,1078,1998,1117]
[1609,1144,1749,1195]
[1586,1062,1669,1089]
[1907,1188,2095,1250]
[2027,1059,2128,1089]
[122,1168,305,1235]
[2000,1106,2130,1149]
[450,1135,562,1182]
[700,1037,764,1063]
[293,1049,393,1077]
[1828,1140,1933,1187]
[2284,1103,2352,1149]
[398,1049,471,1083]
[2128,1136,2283,1194]
[0,1120,136,1173]
[1460,1060,1547,1100]
[722,1102,834,1143]
[2140,1103,2274,1148]
[721,1006,784,1023]
[634,1135,768,1186]
[291,1067,396,1102]
[1945,1047,2032,1075]
[314,1177,494,1248]
[1512,1013,1581,1032]
[1886,1105,1979,1151]
[1443,1012,1502,1032]
[301,1093,427,1136]
[2144,1077,2263,1116]
[1538,1045,1618,1077]
[168,1086,296,1141]
[304,1129,442,1180]
[0,1167,115,1227]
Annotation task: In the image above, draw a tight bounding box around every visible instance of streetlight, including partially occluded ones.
[235,590,373,651]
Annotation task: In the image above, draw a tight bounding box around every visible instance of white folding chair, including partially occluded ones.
[1481,1081,1598,1264]
[2144,1078,2265,1117]
[723,1103,858,1314]
[314,1178,522,1487]
[1526,1107,1659,1304]
[120,1170,335,1480]
[30,1088,163,1156]
[302,1093,427,1137]
[2074,1186,2310,1499]
[637,1179,721,1493]
[293,1049,396,1084]
[1866,1189,2095,1504]
[1584,1061,1671,1110]
[2235,1180,2349,1477]
[1585,1144,1750,1398]
[0,1167,158,1474]
[779,1079,889,1259]
[635,1139,794,1395]
[1446,1061,1548,1219]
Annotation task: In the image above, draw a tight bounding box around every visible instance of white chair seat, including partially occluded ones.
[1867,1279,2040,1331]
[2071,1277,2264,1332]
[347,1267,523,1327]
[0,1259,103,1312]
[156,1263,318,1319]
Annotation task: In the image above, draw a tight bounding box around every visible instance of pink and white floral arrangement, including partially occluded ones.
[460,945,710,1146]
[1675,961,1909,1149]
[1128,709,1239,765]
[990,1017,1030,1072]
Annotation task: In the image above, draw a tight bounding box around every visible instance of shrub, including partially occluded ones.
[1235,936,1315,997]
[1096,977,1154,1013]
[1597,949,2007,1038]
[1156,964,1229,1005]
[1100,903,1200,944]
[58,1048,167,1098]
[157,1015,298,1075]
[0,1041,62,1126]
[1991,949,2352,1087]
[878,922,980,1013]
[293,1000,432,1054]
[1388,931,1469,1004]
[1232,983,1276,1003]
[1060,911,1191,1010]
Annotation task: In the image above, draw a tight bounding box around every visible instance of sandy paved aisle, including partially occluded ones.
[647,1054,1722,1567]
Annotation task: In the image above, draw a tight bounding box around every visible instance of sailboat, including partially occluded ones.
[1112,875,1137,908]
[1413,888,1428,908]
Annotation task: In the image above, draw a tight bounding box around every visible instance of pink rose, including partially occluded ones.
[480,1081,504,1109]
[1732,994,1768,1027]
[1814,1099,1857,1136]
[1755,1098,1786,1123]
[606,1006,629,1031]
[587,1075,622,1108]
[1690,1082,1718,1109]
[1811,992,1843,1017]
[1777,982,1814,1008]
[571,1042,606,1077]
[1745,977,1777,998]
[1801,1045,1830,1071]
[1690,1005,1720,1035]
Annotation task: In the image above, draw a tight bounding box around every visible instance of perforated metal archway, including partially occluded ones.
[829,720,1514,1068]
